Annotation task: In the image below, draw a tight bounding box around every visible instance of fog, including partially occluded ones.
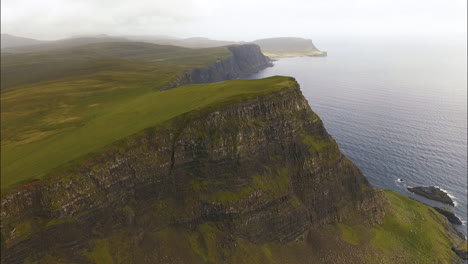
[1,0,466,41]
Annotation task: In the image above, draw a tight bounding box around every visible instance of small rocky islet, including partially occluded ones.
[407,186,455,206]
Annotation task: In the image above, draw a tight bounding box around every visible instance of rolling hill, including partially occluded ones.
[1,41,271,189]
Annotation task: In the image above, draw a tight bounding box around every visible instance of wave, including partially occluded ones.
[434,186,458,206]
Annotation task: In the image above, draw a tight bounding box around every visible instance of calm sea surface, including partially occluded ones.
[249,37,467,235]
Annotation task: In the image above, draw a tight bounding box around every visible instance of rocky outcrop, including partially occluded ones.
[161,44,272,90]
[408,186,454,206]
[434,207,462,225]
[0,80,386,263]
[452,246,468,260]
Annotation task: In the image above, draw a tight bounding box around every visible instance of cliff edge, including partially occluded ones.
[0,77,462,264]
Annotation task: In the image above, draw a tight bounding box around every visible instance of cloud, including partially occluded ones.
[1,0,466,40]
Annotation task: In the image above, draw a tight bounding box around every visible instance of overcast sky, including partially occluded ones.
[1,0,466,41]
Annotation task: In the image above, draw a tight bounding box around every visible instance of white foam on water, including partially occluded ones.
[434,186,456,200]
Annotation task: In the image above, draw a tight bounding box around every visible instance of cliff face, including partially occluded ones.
[0,80,387,263]
[161,44,272,90]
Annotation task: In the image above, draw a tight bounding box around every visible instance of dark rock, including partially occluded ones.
[433,207,462,225]
[407,186,454,206]
[452,246,468,260]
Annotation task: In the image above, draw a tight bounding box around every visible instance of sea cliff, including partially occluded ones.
[1,78,386,263]
[161,44,272,90]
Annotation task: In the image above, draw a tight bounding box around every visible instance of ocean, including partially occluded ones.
[249,37,467,236]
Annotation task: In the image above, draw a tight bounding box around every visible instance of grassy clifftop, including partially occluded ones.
[1,74,296,189]
[253,37,327,58]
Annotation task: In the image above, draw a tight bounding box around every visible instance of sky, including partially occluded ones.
[1,0,467,41]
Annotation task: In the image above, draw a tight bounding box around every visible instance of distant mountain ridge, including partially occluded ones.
[0,34,46,48]
[1,34,326,57]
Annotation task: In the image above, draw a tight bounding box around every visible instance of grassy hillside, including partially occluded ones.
[329,190,462,263]
[1,42,231,189]
[253,37,326,58]
[1,42,230,90]
[1,72,295,189]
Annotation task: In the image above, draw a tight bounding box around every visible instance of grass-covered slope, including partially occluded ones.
[1,74,295,189]
[327,190,462,263]
[1,42,231,91]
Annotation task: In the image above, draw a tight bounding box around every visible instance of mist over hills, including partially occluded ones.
[1,34,129,53]
[0,33,326,57]
[0,34,45,48]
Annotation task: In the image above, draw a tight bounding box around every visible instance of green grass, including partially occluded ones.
[252,168,290,197]
[1,42,231,91]
[301,134,329,153]
[324,190,459,263]
[85,239,113,264]
[370,190,457,263]
[253,37,326,58]
[188,223,221,263]
[337,223,362,245]
[1,74,297,190]
[12,220,33,240]
[209,168,291,203]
